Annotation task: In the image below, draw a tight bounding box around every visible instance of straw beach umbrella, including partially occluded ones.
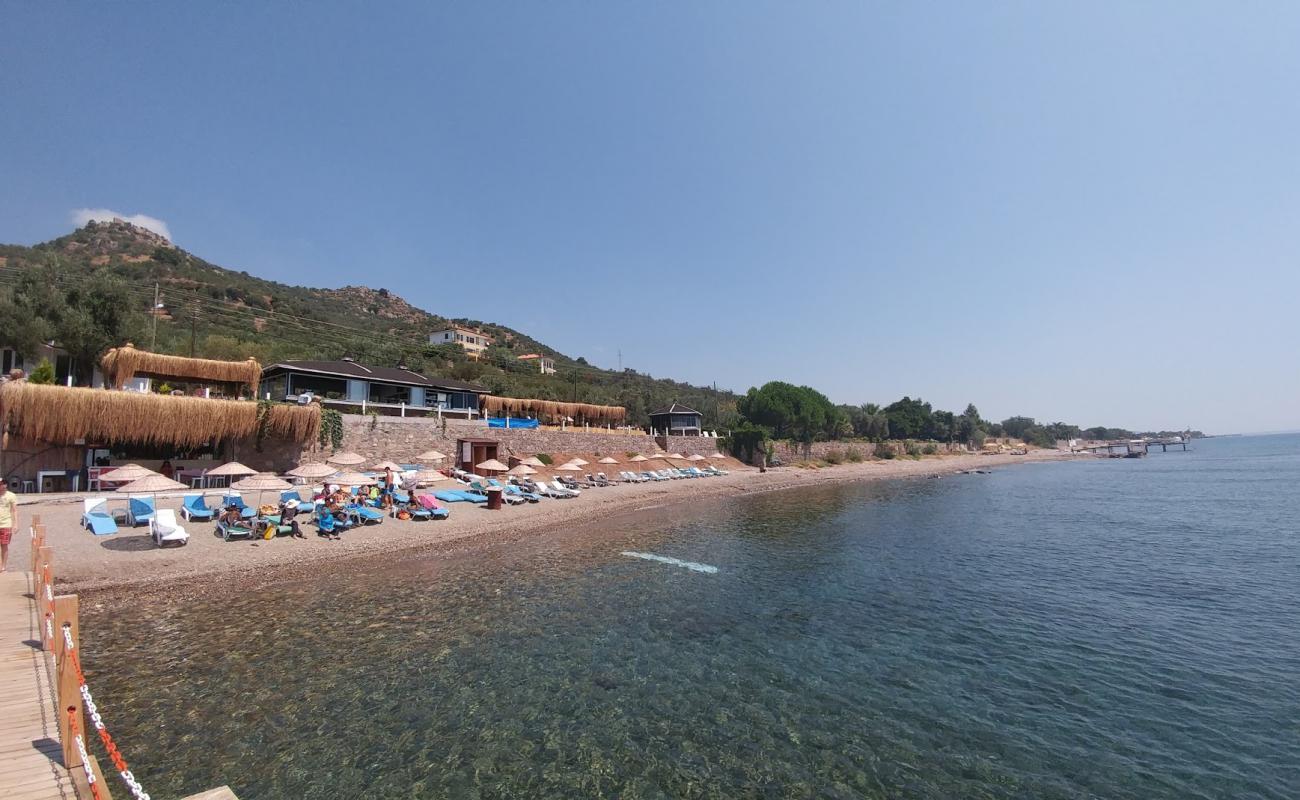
[598,456,619,464]
[116,473,188,525]
[203,461,256,488]
[372,460,404,473]
[668,453,685,460]
[569,457,589,466]
[709,451,725,459]
[687,454,706,462]
[416,450,447,463]
[520,456,545,467]
[507,464,536,476]
[555,462,583,471]
[476,458,509,478]
[330,471,374,487]
[287,462,337,480]
[231,472,293,510]
[206,461,256,479]
[99,463,157,484]
[629,455,648,463]
[115,473,187,496]
[327,452,366,466]
[408,469,449,486]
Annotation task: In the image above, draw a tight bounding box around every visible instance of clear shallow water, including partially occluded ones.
[84,435,1300,799]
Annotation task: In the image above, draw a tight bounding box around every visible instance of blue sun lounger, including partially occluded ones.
[224,494,258,519]
[351,504,384,524]
[434,490,487,504]
[127,495,156,526]
[81,499,119,535]
[180,494,217,522]
[489,479,540,502]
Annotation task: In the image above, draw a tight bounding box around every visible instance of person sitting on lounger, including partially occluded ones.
[218,506,242,528]
[278,500,305,538]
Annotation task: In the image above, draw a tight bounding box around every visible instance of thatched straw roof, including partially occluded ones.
[101,344,261,395]
[479,396,626,425]
[0,382,319,447]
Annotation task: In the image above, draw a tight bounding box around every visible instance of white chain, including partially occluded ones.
[45,583,53,602]
[73,733,96,785]
[117,768,150,800]
[64,626,152,800]
[45,617,54,642]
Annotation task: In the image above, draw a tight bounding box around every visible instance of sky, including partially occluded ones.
[1,2,1297,434]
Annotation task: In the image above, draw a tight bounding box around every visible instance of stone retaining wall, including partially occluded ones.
[241,415,730,471]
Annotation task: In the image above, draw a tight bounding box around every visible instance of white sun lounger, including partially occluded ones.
[150,508,189,547]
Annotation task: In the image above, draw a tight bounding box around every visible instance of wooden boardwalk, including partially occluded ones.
[0,567,76,800]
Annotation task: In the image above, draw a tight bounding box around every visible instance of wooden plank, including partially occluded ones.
[0,569,72,800]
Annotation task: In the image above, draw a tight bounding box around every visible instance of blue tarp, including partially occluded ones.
[487,417,539,429]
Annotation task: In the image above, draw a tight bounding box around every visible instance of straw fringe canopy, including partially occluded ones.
[101,344,261,395]
[0,382,319,448]
[479,396,626,425]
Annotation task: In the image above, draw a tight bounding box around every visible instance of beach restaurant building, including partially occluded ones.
[649,403,704,436]
[261,359,487,418]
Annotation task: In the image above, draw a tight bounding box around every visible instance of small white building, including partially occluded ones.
[516,353,556,374]
[0,343,105,387]
[429,325,493,356]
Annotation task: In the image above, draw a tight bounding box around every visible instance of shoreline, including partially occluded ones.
[35,450,1080,605]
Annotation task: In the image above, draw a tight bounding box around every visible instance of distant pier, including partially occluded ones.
[1073,438,1190,457]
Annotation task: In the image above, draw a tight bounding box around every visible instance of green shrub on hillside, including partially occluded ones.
[28,359,55,385]
[921,443,938,455]
[823,449,844,465]
[536,453,553,465]
[845,447,864,463]
[874,442,895,460]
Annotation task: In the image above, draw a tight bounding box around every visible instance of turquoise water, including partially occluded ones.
[84,435,1300,798]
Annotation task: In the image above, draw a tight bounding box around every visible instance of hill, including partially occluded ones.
[0,220,737,428]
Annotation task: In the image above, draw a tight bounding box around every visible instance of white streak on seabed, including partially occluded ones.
[621,551,719,574]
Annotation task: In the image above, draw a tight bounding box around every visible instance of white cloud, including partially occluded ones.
[70,208,172,241]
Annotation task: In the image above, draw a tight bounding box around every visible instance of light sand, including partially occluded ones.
[21,450,1079,598]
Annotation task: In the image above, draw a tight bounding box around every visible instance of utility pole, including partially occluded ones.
[571,370,579,402]
[189,301,198,357]
[149,283,160,350]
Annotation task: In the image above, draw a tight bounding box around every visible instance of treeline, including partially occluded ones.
[1,236,740,430]
[731,381,1200,452]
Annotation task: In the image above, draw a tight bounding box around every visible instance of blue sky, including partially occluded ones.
[2,2,1297,433]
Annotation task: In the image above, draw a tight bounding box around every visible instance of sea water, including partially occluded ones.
[83,434,1300,798]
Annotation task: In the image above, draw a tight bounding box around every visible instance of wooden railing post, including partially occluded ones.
[30,522,46,573]
[36,546,53,647]
[53,593,83,771]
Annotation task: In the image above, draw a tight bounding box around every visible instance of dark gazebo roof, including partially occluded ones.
[649,403,702,417]
[262,360,487,393]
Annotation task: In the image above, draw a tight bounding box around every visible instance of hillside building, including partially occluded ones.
[429,325,494,357]
[261,359,486,418]
[649,403,704,436]
[516,353,556,374]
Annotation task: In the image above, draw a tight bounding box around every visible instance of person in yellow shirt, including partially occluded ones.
[0,483,17,573]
